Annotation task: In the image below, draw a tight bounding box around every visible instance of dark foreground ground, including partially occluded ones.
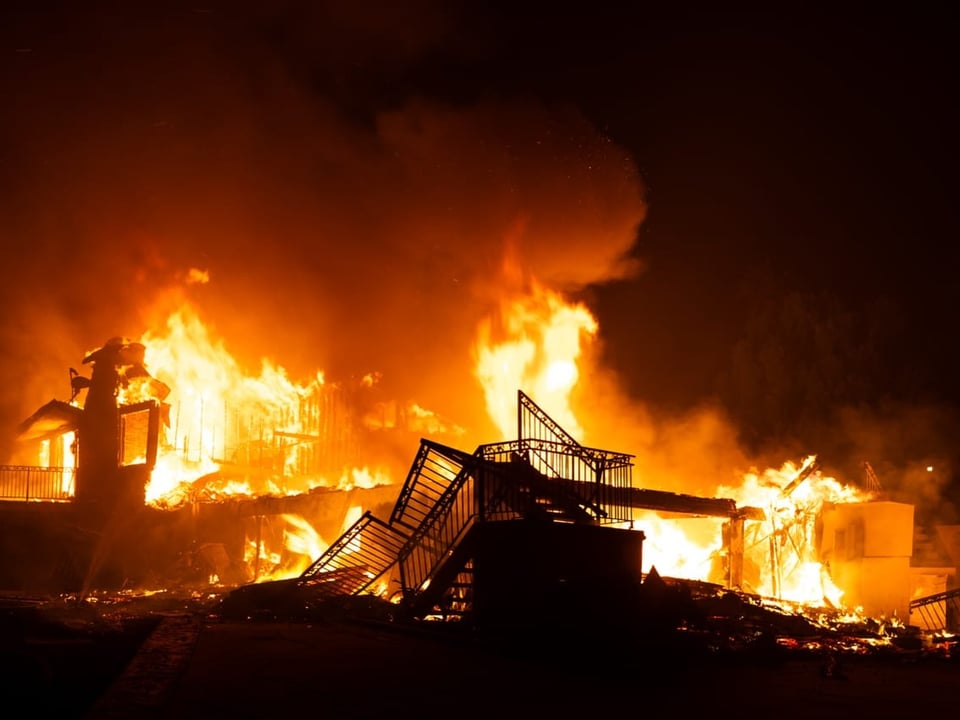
[107,617,960,720]
[4,586,959,720]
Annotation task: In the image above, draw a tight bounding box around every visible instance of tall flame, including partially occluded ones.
[138,305,323,504]
[474,276,596,439]
[718,455,873,603]
[634,455,874,606]
[61,276,881,611]
[471,275,875,610]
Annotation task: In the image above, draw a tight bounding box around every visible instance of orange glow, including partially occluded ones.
[38,431,77,495]
[634,511,724,581]
[471,276,874,612]
[279,513,327,576]
[241,506,367,584]
[474,275,596,438]
[137,305,321,504]
[633,455,874,608]
[245,513,329,583]
[719,455,873,604]
[124,303,410,507]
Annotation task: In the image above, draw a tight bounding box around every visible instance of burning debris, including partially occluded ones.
[0,283,956,663]
[0,302,957,720]
[204,389,956,671]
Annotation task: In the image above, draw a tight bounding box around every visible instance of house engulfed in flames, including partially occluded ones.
[1,323,958,634]
[0,330,406,592]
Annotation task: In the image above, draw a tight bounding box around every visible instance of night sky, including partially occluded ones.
[2,3,959,515]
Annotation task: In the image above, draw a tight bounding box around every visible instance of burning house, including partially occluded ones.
[1,313,957,637]
[0,329,405,592]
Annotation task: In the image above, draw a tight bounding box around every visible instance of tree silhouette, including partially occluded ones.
[716,289,907,453]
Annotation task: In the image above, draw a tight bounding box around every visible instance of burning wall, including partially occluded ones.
[819,501,914,620]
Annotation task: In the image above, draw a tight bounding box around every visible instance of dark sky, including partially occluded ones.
[2,2,959,507]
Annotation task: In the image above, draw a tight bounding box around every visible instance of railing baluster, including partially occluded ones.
[0,465,77,502]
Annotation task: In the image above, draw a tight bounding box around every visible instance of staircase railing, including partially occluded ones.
[398,452,535,606]
[518,389,581,453]
[480,439,632,522]
[298,511,409,597]
[390,440,477,533]
[296,391,635,613]
[514,390,633,522]
[396,448,481,598]
[397,445,629,610]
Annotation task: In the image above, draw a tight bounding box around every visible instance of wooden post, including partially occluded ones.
[724,517,745,589]
[254,514,263,582]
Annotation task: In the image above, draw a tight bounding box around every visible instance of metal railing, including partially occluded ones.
[315,390,637,615]
[480,439,633,523]
[299,511,409,596]
[398,444,626,602]
[910,587,960,632]
[397,445,482,597]
[0,465,76,502]
[390,440,476,532]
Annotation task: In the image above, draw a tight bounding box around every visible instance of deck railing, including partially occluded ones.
[0,465,76,502]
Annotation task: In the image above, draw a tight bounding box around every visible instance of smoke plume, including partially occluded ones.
[0,4,646,456]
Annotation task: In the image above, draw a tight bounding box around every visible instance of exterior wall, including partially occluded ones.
[472,521,645,629]
[819,501,914,620]
[827,556,912,621]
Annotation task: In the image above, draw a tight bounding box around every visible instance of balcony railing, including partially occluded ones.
[0,465,76,502]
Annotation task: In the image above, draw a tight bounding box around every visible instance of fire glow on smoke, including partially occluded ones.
[58,268,873,607]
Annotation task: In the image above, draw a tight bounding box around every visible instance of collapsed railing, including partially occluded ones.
[910,587,960,633]
[298,512,409,597]
[0,465,76,502]
[395,444,482,607]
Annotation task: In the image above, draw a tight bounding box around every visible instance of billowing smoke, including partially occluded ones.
[0,4,646,457]
[571,358,754,498]
[827,403,960,524]
[4,4,954,533]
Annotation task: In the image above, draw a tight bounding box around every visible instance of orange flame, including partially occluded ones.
[718,455,873,604]
[630,456,875,607]
[245,513,329,583]
[474,275,596,439]
[472,278,875,611]
[138,305,325,504]
[273,512,328,580]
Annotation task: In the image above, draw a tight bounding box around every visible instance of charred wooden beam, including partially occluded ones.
[781,457,820,497]
[272,431,323,443]
[549,476,766,520]
[624,487,747,518]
